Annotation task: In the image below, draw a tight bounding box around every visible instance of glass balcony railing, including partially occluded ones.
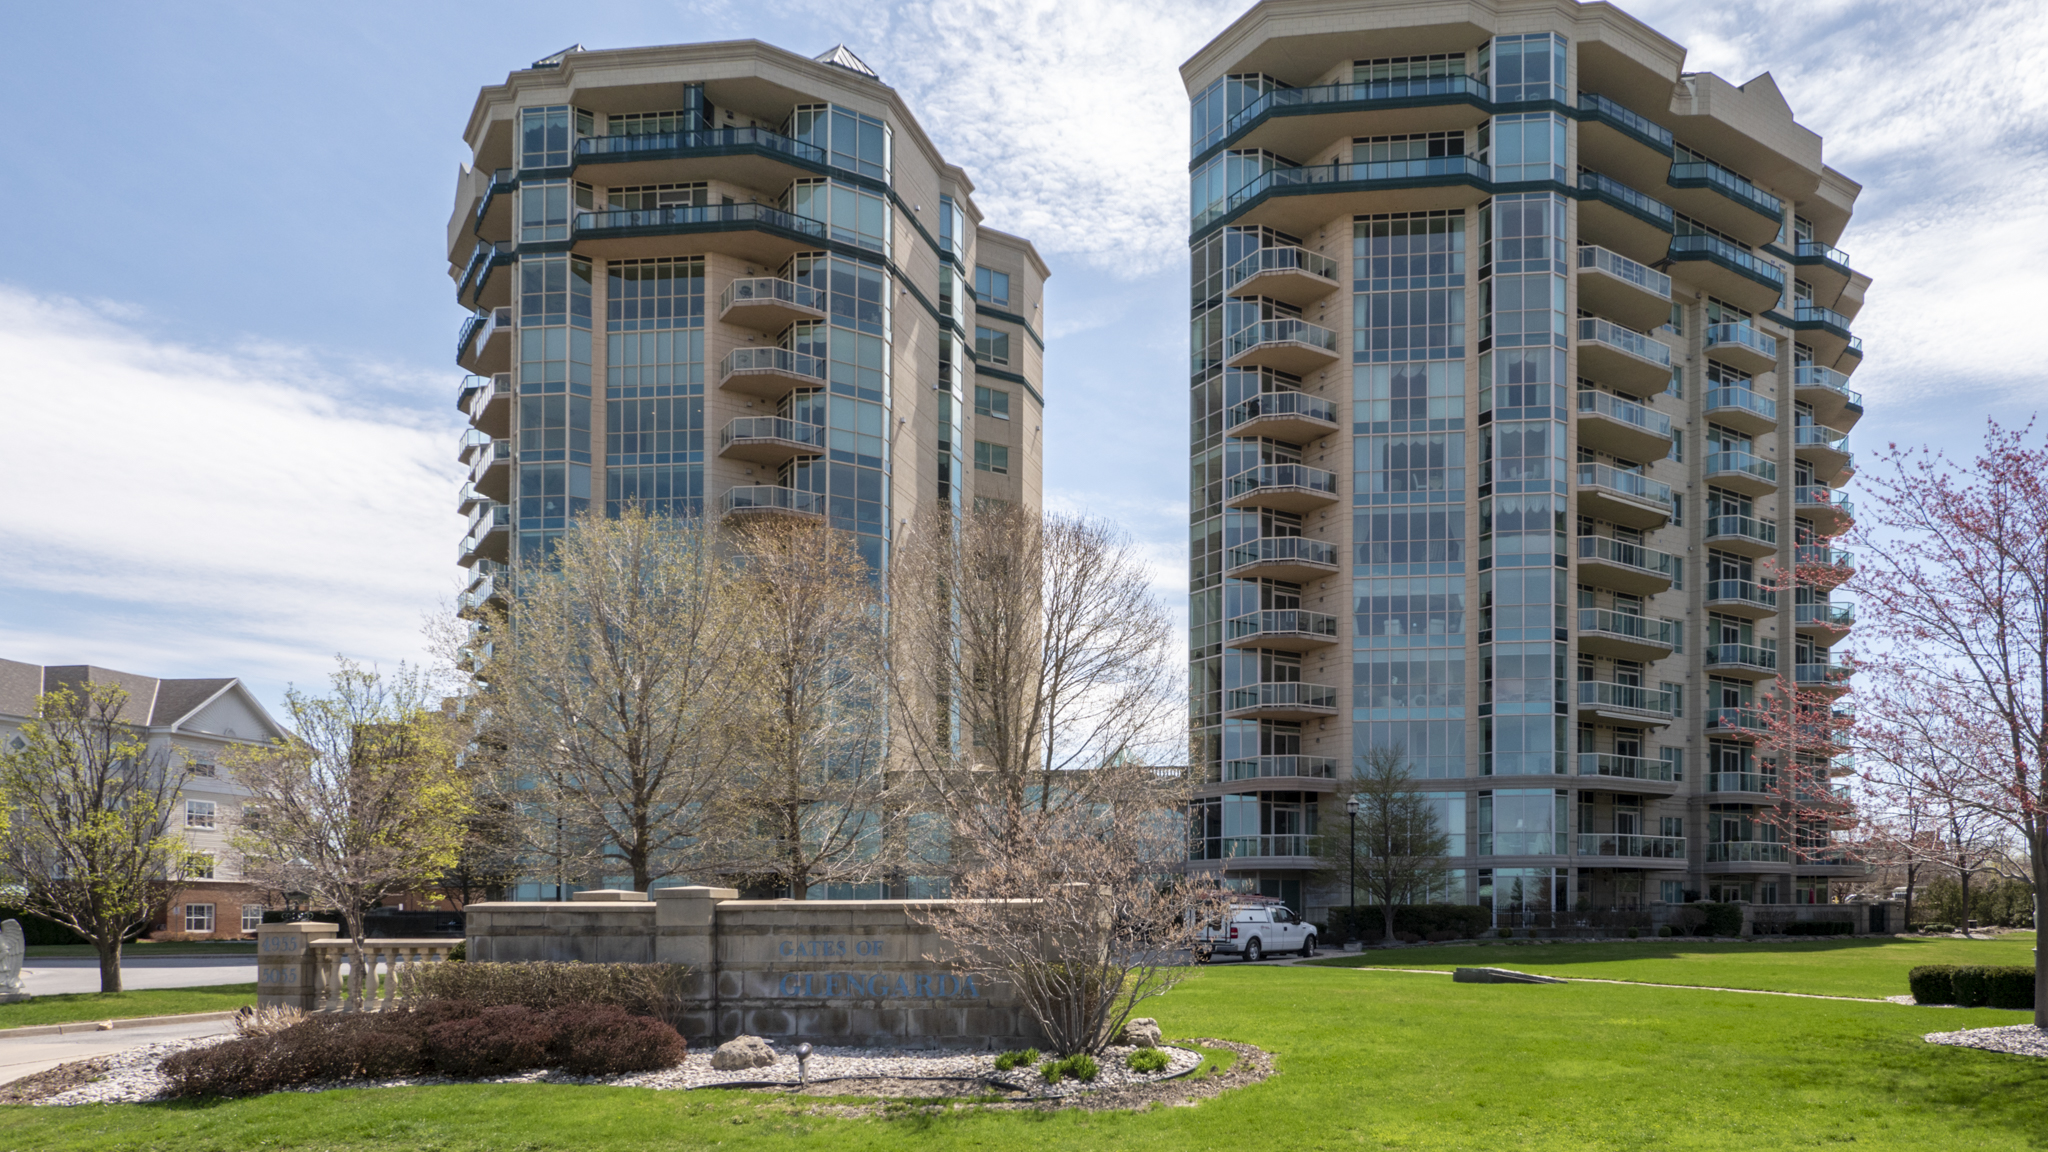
[1227,317,1338,358]
[1577,390,1672,439]
[1577,462,1673,506]
[576,201,830,243]
[1705,450,1778,486]
[1220,74,1492,143]
[1795,239,1852,267]
[721,485,824,516]
[1794,546,1855,572]
[1223,756,1339,782]
[1703,321,1779,360]
[1669,159,1784,218]
[1576,752,1675,783]
[720,276,825,315]
[1794,303,1853,331]
[720,416,825,452]
[1576,534,1676,578]
[1577,317,1673,367]
[1225,681,1340,713]
[1577,244,1672,297]
[1705,841,1792,864]
[1708,772,1778,794]
[1795,602,1856,629]
[1578,171,1674,226]
[1210,834,1321,860]
[1219,156,1491,223]
[1227,245,1340,290]
[720,346,828,382]
[578,125,827,166]
[1578,609,1675,647]
[1706,580,1778,610]
[1704,386,1777,423]
[1227,463,1339,500]
[1706,643,1778,671]
[1578,93,1674,149]
[1794,364,1862,404]
[1578,833,1686,859]
[1706,706,1772,735]
[1226,536,1338,571]
[1705,514,1777,547]
[1577,680,1674,717]
[1795,486,1854,521]
[1795,424,1850,452]
[1670,235,1785,287]
[1796,663,1854,687]
[1227,609,1341,643]
[1226,390,1337,431]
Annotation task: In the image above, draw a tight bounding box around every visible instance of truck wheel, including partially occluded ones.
[1244,938,1263,963]
[1300,934,1316,957]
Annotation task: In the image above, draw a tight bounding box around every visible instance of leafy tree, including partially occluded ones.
[1316,745,1451,944]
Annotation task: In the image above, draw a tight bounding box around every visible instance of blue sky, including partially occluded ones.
[0,0,2041,715]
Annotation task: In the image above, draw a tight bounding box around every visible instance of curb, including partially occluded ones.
[0,1010,241,1039]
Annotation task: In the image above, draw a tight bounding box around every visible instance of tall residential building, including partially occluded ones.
[449,41,1047,610]
[1183,1,1867,920]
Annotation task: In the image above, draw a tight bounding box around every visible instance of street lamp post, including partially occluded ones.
[1345,795,1360,946]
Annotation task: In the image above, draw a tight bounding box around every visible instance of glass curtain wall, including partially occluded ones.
[605,257,705,516]
[516,254,593,559]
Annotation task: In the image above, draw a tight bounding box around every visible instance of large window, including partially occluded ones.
[241,905,266,933]
[975,325,1011,365]
[975,266,1011,307]
[1484,33,1567,105]
[786,179,890,255]
[185,799,215,829]
[1478,789,1567,854]
[519,105,589,169]
[974,385,1010,419]
[974,441,1010,475]
[184,903,216,933]
[519,179,592,243]
[186,854,216,880]
[787,104,891,181]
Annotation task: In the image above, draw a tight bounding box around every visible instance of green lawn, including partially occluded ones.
[1304,932,2038,999]
[2,964,2043,1151]
[24,942,258,959]
[0,985,258,1030]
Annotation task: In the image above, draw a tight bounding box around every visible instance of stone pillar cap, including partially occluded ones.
[571,889,649,902]
[650,885,740,901]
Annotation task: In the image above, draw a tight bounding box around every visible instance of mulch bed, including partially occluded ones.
[0,1060,108,1105]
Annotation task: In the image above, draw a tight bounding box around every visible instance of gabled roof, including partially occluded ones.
[814,44,878,79]
[0,658,286,745]
[149,679,237,727]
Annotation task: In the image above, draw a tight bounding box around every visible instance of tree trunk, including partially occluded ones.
[1958,869,1973,937]
[96,935,123,994]
[345,910,367,1012]
[2033,843,2046,1029]
[1382,898,1397,945]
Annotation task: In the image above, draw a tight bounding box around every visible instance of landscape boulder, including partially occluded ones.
[711,1035,778,1070]
[1117,1017,1162,1048]
[1452,967,1564,985]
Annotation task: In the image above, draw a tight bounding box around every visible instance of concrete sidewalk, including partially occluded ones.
[0,1016,235,1085]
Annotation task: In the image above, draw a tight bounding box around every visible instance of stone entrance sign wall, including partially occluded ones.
[463,886,1047,1049]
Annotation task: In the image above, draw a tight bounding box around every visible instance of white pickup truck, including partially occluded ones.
[1195,899,1317,962]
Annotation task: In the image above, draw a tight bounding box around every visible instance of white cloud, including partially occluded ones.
[0,287,466,696]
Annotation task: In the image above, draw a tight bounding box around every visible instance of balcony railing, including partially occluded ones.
[1794,365,1862,404]
[1794,546,1855,572]
[1795,601,1856,629]
[1795,424,1850,452]
[1225,681,1340,713]
[1704,386,1777,423]
[1795,239,1852,267]
[721,485,824,516]
[1705,514,1777,547]
[1708,771,1779,794]
[1706,643,1779,671]
[1578,609,1674,648]
[1576,753,1675,783]
[1220,156,1491,221]
[1577,833,1686,860]
[1706,580,1778,610]
[1576,534,1676,579]
[576,202,830,243]
[720,276,825,315]
[1226,536,1338,571]
[1576,243,1672,298]
[1227,245,1340,291]
[1705,450,1778,486]
[720,416,825,452]
[1706,706,1771,735]
[1703,321,1779,361]
[1577,317,1673,368]
[1577,462,1673,506]
[1795,663,1854,687]
[1705,841,1792,864]
[1795,303,1852,331]
[1226,609,1340,643]
[1223,756,1339,782]
[1577,389,1672,439]
[1578,93,1674,149]
[1206,834,1321,860]
[1671,235,1785,287]
[1577,680,1674,718]
[1578,172,1674,226]
[578,125,827,165]
[1225,390,1337,431]
[720,346,829,382]
[1226,463,1339,500]
[1795,486,1855,522]
[1227,317,1338,359]
[1669,159,1784,218]
[1220,74,1492,143]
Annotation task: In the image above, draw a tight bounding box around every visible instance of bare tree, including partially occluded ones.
[707,519,896,897]
[226,660,470,1009]
[1315,745,1450,943]
[889,505,1181,871]
[0,683,191,992]
[475,508,746,892]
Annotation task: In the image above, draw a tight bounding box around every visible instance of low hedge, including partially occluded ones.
[1672,902,1744,937]
[1909,965,2036,1010]
[1326,905,1490,942]
[0,907,95,946]
[1755,920,1853,937]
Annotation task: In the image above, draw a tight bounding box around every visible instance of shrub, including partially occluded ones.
[1951,966,1993,1007]
[1497,927,1513,939]
[1425,930,1458,943]
[398,961,690,1029]
[1038,1058,1063,1085]
[0,906,98,946]
[1395,931,1421,944]
[233,1005,305,1038]
[1918,922,1956,935]
[1657,925,1673,938]
[446,941,466,962]
[162,1012,427,1098]
[426,1005,555,1077]
[1325,905,1489,943]
[1988,968,2037,1011]
[1039,1053,1098,1084]
[1909,965,1957,1005]
[545,1005,686,1076]
[1757,920,1852,937]
[993,1048,1040,1072]
[1686,903,1742,937]
[1126,1047,1170,1073]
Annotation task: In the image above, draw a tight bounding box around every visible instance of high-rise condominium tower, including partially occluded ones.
[449,41,1046,606]
[1183,1,1867,921]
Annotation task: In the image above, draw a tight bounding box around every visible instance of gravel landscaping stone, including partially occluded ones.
[1924,1024,2048,1059]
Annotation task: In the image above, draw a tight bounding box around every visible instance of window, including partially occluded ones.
[185,799,216,829]
[974,441,1010,475]
[973,496,1009,514]
[184,903,216,933]
[186,853,216,880]
[974,385,1010,419]
[974,325,1011,365]
[1660,880,1686,904]
[520,105,588,169]
[605,182,705,212]
[242,905,266,933]
[975,265,1011,306]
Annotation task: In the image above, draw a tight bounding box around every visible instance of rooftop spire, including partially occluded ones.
[813,44,878,79]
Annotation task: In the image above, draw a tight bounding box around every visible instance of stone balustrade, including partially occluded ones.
[255,922,458,1011]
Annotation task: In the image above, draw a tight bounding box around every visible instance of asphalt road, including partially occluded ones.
[19,955,259,997]
[0,1017,236,1086]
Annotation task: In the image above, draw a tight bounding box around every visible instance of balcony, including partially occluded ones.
[719,277,826,330]
[1795,663,1854,693]
[1704,579,1778,619]
[720,484,824,520]
[471,438,512,503]
[1223,680,1340,721]
[1577,680,1675,726]
[472,167,515,245]
[1794,423,1853,480]
[1577,171,1675,265]
[1795,601,1855,638]
[1795,486,1855,533]
[1577,833,1686,862]
[1211,156,1491,238]
[1666,158,1784,246]
[1706,643,1779,680]
[1577,94,1675,189]
[1707,771,1779,798]
[1225,536,1340,583]
[1789,303,1857,363]
[573,125,829,190]
[1576,317,1673,396]
[457,306,513,375]
[1577,608,1677,662]
[1794,546,1855,588]
[1703,513,1777,559]
[1576,244,1672,331]
[1705,706,1771,741]
[1225,463,1340,513]
[718,346,828,400]
[1793,364,1864,429]
[458,502,511,566]
[1704,450,1778,497]
[1225,390,1340,444]
[1193,834,1322,865]
[458,240,517,310]
[1702,385,1778,436]
[1702,321,1779,375]
[1575,390,1672,461]
[1667,236,1785,313]
[1227,246,1341,307]
[1225,317,1341,374]
[1224,609,1341,652]
[1220,755,1340,785]
[1576,463,1673,529]
[1705,841,1792,865]
[718,416,825,465]
[1576,534,1676,596]
[1202,74,1492,162]
[573,202,832,265]
[461,373,513,438]
[1772,239,1859,306]
[1576,752,1679,796]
